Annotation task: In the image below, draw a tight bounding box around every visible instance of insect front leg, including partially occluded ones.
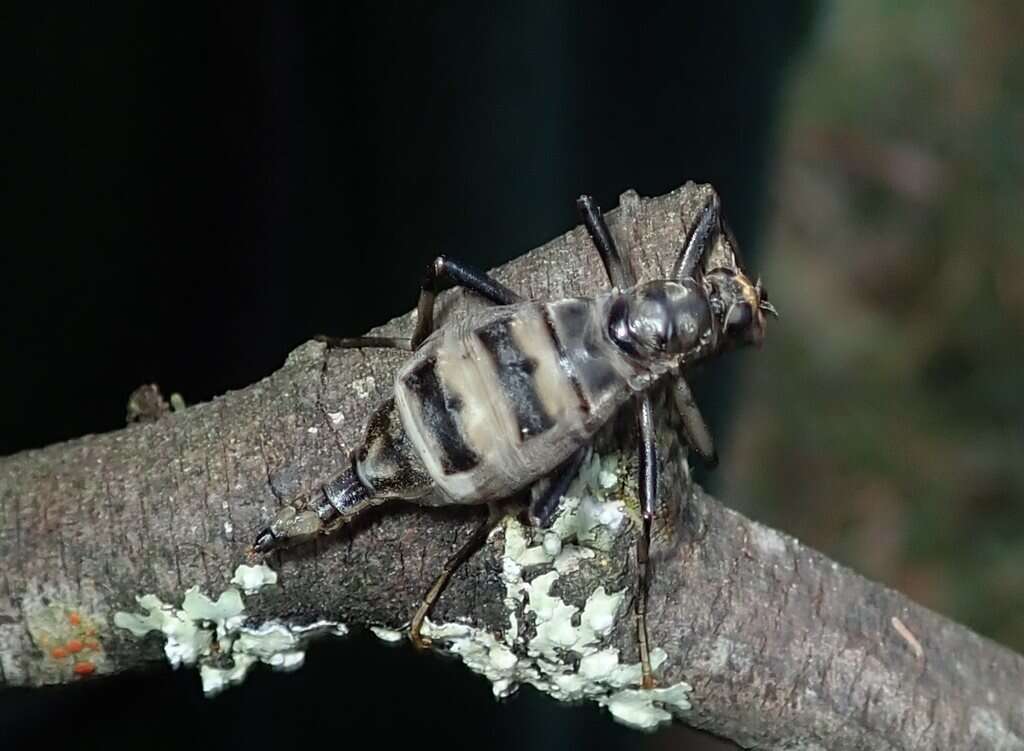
[635,393,658,690]
[577,195,636,290]
[409,501,507,648]
[672,193,721,282]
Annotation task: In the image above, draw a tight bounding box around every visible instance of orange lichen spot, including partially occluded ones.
[66,639,84,654]
[51,646,69,659]
[72,660,96,676]
[83,640,100,651]
[68,612,82,626]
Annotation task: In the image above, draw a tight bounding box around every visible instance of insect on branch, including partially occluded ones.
[0,184,1021,750]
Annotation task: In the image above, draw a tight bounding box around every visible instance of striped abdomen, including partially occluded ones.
[392,296,640,503]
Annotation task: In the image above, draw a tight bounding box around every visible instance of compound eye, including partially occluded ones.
[725,303,753,334]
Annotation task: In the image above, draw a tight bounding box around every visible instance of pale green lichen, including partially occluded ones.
[114,437,695,731]
[233,623,305,664]
[183,587,245,626]
[199,654,257,695]
[113,592,214,668]
[113,595,175,638]
[497,453,626,576]
[425,447,694,732]
[230,563,279,595]
[572,452,632,551]
[113,564,346,695]
[370,626,404,643]
[601,683,694,731]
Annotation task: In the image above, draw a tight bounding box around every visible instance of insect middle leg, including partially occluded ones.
[528,447,588,528]
[577,195,636,290]
[409,501,507,648]
[635,393,658,689]
[671,376,718,467]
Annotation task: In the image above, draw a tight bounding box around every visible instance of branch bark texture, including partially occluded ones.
[1,185,1021,750]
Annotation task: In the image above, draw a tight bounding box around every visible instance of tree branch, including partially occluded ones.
[1,184,1021,749]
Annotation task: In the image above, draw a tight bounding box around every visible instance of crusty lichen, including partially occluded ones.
[23,602,111,682]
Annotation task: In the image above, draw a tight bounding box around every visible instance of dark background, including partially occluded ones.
[6,2,1022,749]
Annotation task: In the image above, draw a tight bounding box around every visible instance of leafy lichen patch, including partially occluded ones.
[601,683,693,731]
[231,563,279,594]
[113,565,347,696]
[370,626,404,643]
[424,447,693,731]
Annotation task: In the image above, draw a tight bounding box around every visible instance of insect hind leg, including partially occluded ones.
[410,501,507,648]
[412,256,522,347]
[315,256,522,351]
[671,376,718,467]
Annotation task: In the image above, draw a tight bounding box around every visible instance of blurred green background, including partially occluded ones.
[723,0,1024,657]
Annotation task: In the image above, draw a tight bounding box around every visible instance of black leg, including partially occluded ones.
[528,447,588,528]
[410,501,507,647]
[635,393,657,689]
[412,255,522,348]
[671,376,718,467]
[577,195,636,290]
[315,335,413,351]
[672,193,720,282]
[316,255,521,352]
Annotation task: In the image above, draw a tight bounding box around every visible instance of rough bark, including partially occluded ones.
[1,184,1021,750]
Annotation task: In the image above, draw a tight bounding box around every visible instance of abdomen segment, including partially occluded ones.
[395,302,615,503]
